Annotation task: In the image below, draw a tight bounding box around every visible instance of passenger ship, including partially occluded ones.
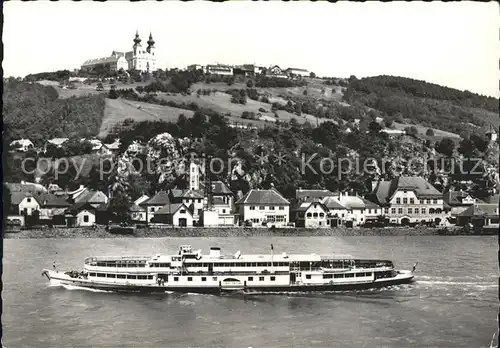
[42,245,415,294]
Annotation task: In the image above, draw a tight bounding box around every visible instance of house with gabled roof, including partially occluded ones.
[235,188,290,227]
[456,203,499,230]
[38,192,71,224]
[10,139,34,152]
[169,188,204,223]
[443,190,481,217]
[368,176,445,225]
[293,200,330,228]
[151,203,193,227]
[296,189,335,203]
[65,202,99,227]
[140,190,171,223]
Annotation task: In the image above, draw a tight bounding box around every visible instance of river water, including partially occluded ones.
[2,236,498,348]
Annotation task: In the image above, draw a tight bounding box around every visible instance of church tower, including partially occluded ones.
[133,30,142,56]
[189,162,200,191]
[147,32,155,55]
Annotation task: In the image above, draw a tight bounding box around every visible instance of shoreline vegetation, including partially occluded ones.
[3,226,495,239]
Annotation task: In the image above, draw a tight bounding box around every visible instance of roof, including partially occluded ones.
[5,182,47,194]
[322,197,346,210]
[293,201,329,213]
[48,138,69,146]
[10,139,33,146]
[443,191,477,206]
[458,204,499,218]
[286,68,309,72]
[10,191,40,205]
[212,197,227,206]
[200,181,232,195]
[104,139,121,150]
[361,198,380,209]
[74,190,108,204]
[142,191,171,206]
[38,193,71,207]
[134,195,150,205]
[155,203,191,216]
[484,194,499,204]
[170,189,204,199]
[67,201,99,214]
[82,55,126,67]
[129,204,146,212]
[370,177,442,205]
[296,189,335,200]
[338,195,366,209]
[235,189,290,205]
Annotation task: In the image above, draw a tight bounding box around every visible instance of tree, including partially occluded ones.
[368,121,382,133]
[458,137,476,158]
[384,119,394,129]
[246,80,254,88]
[470,134,489,153]
[426,128,435,136]
[405,126,419,136]
[108,85,118,99]
[309,72,316,78]
[435,138,455,157]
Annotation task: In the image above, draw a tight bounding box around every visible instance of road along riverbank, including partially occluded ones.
[3,225,489,239]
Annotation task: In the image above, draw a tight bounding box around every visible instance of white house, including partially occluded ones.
[76,209,96,227]
[293,201,330,228]
[368,176,445,225]
[322,196,348,224]
[15,194,41,216]
[443,190,480,217]
[235,188,290,227]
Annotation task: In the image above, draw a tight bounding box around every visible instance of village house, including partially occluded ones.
[81,139,112,156]
[368,176,446,225]
[65,202,98,227]
[443,190,480,220]
[38,192,71,225]
[456,203,499,231]
[129,203,147,223]
[9,139,34,152]
[293,200,330,228]
[285,68,310,78]
[186,64,204,72]
[7,191,41,226]
[151,203,194,227]
[44,138,69,152]
[140,191,171,223]
[72,188,109,208]
[104,139,121,155]
[322,196,348,227]
[206,64,233,76]
[236,188,290,227]
[266,65,288,79]
[201,180,238,227]
[169,189,205,223]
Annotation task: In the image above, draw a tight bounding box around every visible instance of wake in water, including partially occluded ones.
[49,282,113,293]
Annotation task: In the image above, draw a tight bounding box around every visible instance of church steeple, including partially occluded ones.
[147,32,155,53]
[133,30,142,46]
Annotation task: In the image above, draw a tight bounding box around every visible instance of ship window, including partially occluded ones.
[356,273,365,277]
[248,276,253,281]
[202,277,206,281]
[365,272,372,277]
[259,276,264,281]
[306,275,311,279]
[187,277,193,281]
[148,275,153,280]
[126,275,137,279]
[106,274,116,278]
[174,277,179,281]
[270,276,276,281]
[89,273,96,277]
[212,277,217,281]
[97,273,105,277]
[323,274,333,279]
[117,274,126,279]
[345,273,354,278]
[334,274,344,278]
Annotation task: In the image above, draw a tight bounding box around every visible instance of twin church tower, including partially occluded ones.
[81,31,157,73]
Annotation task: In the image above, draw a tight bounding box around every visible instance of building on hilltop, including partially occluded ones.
[81,31,157,73]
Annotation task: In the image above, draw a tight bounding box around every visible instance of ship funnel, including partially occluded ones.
[209,247,221,258]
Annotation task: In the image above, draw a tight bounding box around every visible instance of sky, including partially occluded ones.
[3,1,499,97]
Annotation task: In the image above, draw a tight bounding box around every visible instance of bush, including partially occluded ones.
[246,80,254,88]
[258,107,267,113]
[241,111,256,120]
[425,128,435,136]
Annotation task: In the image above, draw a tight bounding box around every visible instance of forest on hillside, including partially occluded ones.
[342,75,498,136]
[3,79,106,147]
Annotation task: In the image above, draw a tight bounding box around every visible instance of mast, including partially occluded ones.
[271,244,274,271]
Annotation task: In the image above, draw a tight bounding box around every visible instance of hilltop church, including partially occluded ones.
[81,31,157,73]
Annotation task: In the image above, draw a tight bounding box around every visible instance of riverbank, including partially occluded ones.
[2,225,491,239]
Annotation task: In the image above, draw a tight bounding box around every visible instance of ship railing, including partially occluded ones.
[84,256,151,264]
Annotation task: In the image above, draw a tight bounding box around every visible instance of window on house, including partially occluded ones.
[384,208,389,214]
[408,208,412,214]
[259,206,265,210]
[433,199,437,204]
[398,208,403,214]
[84,215,89,222]
[198,199,202,203]
[391,208,396,214]
[259,276,264,281]
[421,208,426,214]
[180,210,186,214]
[313,213,318,218]
[279,207,284,210]
[410,198,415,204]
[396,198,401,204]
[306,275,311,279]
[187,277,193,281]
[250,206,255,210]
[415,208,419,214]
[403,198,408,204]
[248,276,253,281]
[222,209,226,214]
[319,213,324,217]
[27,198,31,203]
[426,199,431,204]
[174,277,179,281]
[307,213,312,217]
[269,206,275,210]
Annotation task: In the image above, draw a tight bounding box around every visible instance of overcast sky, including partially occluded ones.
[4,1,498,97]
